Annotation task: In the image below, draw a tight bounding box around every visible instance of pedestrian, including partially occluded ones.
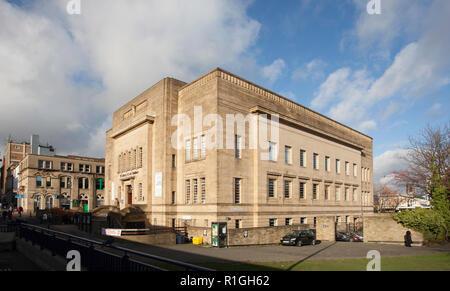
[7,210,12,221]
[404,231,413,247]
[19,206,23,217]
[1,210,6,222]
[42,213,48,224]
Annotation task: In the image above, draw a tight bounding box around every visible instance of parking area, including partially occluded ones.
[155,242,450,264]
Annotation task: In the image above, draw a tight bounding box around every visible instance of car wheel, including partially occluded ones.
[297,240,302,247]
[312,239,316,246]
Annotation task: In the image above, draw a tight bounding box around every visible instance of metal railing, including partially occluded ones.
[17,223,213,271]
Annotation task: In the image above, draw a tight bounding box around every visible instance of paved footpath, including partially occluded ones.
[45,224,450,264]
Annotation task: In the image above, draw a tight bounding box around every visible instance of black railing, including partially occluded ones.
[17,223,213,271]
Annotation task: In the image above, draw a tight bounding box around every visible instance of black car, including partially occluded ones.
[281,229,316,246]
[335,232,351,242]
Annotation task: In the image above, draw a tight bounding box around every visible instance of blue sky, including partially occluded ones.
[0,0,449,186]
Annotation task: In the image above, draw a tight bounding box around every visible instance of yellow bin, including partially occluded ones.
[192,237,203,245]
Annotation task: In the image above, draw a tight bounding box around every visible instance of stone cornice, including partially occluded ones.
[111,115,155,138]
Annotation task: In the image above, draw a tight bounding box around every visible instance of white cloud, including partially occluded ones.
[311,0,450,133]
[374,148,409,186]
[0,0,261,157]
[262,58,286,83]
[292,58,326,81]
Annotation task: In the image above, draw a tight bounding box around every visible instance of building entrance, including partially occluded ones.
[127,185,133,205]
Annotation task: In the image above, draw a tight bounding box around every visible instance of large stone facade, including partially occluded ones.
[105,68,374,229]
[17,154,105,213]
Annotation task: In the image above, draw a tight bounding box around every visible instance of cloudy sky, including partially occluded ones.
[1,0,449,187]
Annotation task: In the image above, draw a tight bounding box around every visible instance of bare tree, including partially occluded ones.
[374,184,406,213]
[392,123,450,197]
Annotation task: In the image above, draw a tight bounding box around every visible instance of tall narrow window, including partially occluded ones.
[139,147,143,168]
[234,178,241,204]
[353,164,357,176]
[299,182,305,199]
[313,153,319,169]
[193,179,198,204]
[336,159,340,173]
[345,187,349,201]
[268,179,275,198]
[138,183,143,201]
[235,135,242,158]
[312,184,318,200]
[36,176,42,187]
[300,150,306,167]
[284,180,291,198]
[133,149,137,169]
[171,191,176,205]
[353,188,357,201]
[325,156,330,171]
[201,135,206,158]
[269,218,276,227]
[285,146,292,164]
[185,139,191,162]
[185,180,191,204]
[118,155,121,173]
[335,187,340,201]
[325,185,329,200]
[193,137,198,160]
[269,142,277,161]
[345,162,349,175]
[172,154,176,168]
[201,177,206,204]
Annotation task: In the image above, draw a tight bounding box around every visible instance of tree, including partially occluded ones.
[374,184,406,213]
[392,123,449,197]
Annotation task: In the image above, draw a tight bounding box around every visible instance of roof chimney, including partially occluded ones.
[31,134,39,155]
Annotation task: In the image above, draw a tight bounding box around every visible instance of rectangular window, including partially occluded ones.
[325,156,330,171]
[345,187,349,201]
[313,217,317,227]
[46,177,52,188]
[79,164,84,172]
[185,139,191,162]
[36,176,42,187]
[300,217,307,224]
[201,177,206,204]
[285,218,292,226]
[133,149,137,169]
[300,150,306,167]
[336,159,340,173]
[67,163,73,171]
[269,142,277,161]
[284,180,291,198]
[201,135,206,158]
[172,191,176,205]
[312,184,318,200]
[234,178,241,204]
[138,183,143,201]
[193,179,198,204]
[67,177,72,189]
[193,137,198,160]
[139,147,143,168]
[45,161,52,169]
[84,178,89,189]
[335,187,340,201]
[285,146,292,164]
[313,153,319,169]
[185,180,191,204]
[299,182,305,199]
[96,178,105,190]
[345,162,349,175]
[325,185,330,200]
[172,154,176,168]
[268,179,275,198]
[235,220,241,229]
[235,135,242,158]
[60,178,66,189]
[269,218,276,227]
[61,162,66,171]
[353,188,357,201]
[353,164,357,176]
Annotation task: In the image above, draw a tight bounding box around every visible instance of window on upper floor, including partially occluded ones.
[336,159,341,173]
[269,142,277,161]
[285,146,292,164]
[268,179,276,198]
[313,153,319,169]
[185,139,191,162]
[235,135,242,159]
[300,150,306,167]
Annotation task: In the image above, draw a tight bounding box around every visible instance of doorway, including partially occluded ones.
[127,185,133,205]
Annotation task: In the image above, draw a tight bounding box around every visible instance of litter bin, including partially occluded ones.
[176,234,184,244]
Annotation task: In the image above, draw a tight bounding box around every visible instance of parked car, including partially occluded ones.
[335,232,351,242]
[347,232,363,242]
[281,229,316,246]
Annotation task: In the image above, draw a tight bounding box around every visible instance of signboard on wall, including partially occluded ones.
[155,172,162,197]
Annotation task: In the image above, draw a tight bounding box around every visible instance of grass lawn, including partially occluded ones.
[198,253,450,271]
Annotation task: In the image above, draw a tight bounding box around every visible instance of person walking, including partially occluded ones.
[18,206,23,217]
[404,231,413,247]
[42,213,48,225]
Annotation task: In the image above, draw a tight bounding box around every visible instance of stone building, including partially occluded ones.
[105,68,374,229]
[17,154,105,213]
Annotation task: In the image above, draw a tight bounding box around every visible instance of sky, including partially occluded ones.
[0,0,449,189]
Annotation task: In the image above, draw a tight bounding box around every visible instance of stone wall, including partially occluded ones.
[363,214,423,246]
[118,232,176,246]
[316,216,335,242]
[187,224,314,246]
